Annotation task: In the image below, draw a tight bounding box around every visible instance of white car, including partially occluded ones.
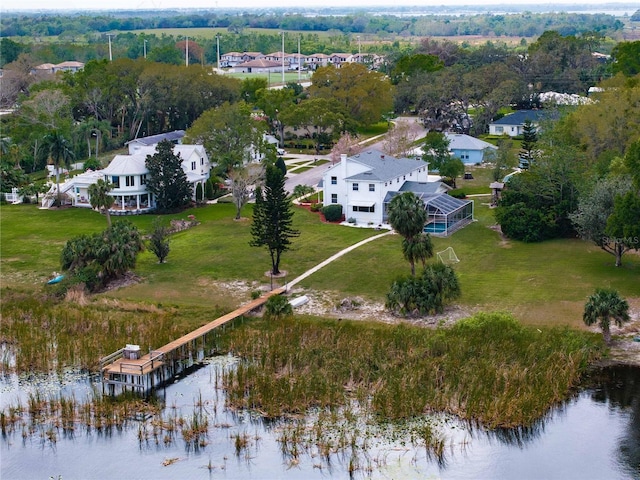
[276,148,286,156]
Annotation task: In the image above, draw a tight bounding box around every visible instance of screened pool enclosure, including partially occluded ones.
[383,192,474,237]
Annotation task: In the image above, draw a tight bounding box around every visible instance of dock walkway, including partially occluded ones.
[101,287,285,394]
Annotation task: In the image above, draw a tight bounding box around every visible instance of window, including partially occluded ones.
[111,176,120,188]
[331,176,337,185]
[352,183,359,191]
[352,205,375,213]
[125,176,135,187]
[495,126,503,134]
[369,184,375,192]
[331,194,338,204]
[191,161,196,170]
[200,157,204,165]
[140,174,147,185]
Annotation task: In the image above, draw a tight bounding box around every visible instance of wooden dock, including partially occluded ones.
[101,287,285,395]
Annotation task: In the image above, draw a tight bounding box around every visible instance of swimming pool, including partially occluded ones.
[424,223,447,234]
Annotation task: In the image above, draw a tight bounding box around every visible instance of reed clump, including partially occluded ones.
[219,312,603,428]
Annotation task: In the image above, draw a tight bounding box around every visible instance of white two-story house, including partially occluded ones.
[42,144,210,214]
[322,150,473,236]
[323,150,432,225]
[103,144,210,214]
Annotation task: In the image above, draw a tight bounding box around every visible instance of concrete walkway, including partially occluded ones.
[286,230,393,290]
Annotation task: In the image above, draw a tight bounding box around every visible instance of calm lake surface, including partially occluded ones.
[1,357,638,480]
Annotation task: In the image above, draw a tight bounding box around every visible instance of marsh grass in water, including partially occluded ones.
[0,290,228,373]
[220,312,603,428]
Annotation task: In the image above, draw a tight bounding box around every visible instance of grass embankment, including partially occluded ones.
[1,189,638,324]
[221,313,603,428]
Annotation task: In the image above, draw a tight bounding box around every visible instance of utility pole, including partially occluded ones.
[281,31,285,85]
[143,39,147,59]
[216,34,221,71]
[185,36,189,67]
[298,36,301,81]
[106,33,115,61]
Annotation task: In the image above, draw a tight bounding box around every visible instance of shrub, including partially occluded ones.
[60,220,143,292]
[386,263,461,316]
[322,204,343,222]
[292,184,315,199]
[83,158,101,171]
[450,190,467,199]
[310,203,322,212]
[195,182,204,202]
[148,217,171,264]
[264,294,293,320]
[205,178,215,200]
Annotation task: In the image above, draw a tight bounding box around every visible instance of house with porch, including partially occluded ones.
[41,144,210,214]
[322,150,473,235]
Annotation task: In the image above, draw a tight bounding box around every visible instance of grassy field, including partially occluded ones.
[1,195,638,328]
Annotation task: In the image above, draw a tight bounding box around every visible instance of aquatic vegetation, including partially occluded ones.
[219,312,603,428]
[0,290,227,374]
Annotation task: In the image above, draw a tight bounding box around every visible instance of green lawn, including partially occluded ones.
[1,200,637,327]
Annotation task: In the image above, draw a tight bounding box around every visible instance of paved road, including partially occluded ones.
[283,154,332,194]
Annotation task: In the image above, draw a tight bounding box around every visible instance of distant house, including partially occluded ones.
[322,150,473,235]
[32,61,84,75]
[489,110,549,137]
[231,59,284,73]
[328,53,353,68]
[445,133,498,164]
[305,53,330,70]
[219,52,245,68]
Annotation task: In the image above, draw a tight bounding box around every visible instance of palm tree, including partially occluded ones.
[387,192,428,275]
[42,131,75,206]
[402,233,434,275]
[583,288,630,344]
[88,179,115,227]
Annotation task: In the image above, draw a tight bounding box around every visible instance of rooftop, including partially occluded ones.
[347,150,427,182]
[490,109,551,126]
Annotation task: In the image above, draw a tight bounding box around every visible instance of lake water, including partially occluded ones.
[1,358,638,479]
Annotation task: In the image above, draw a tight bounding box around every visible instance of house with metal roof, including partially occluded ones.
[445,133,497,164]
[322,150,473,235]
[41,144,209,214]
[489,110,550,137]
[126,130,185,154]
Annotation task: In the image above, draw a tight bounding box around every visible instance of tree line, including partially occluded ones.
[1,11,624,40]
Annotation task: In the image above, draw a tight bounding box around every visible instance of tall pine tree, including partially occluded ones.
[250,165,299,275]
[145,140,192,212]
[520,120,537,168]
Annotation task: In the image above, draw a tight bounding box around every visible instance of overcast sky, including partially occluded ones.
[2,0,635,12]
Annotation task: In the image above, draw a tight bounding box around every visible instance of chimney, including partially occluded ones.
[340,153,347,183]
